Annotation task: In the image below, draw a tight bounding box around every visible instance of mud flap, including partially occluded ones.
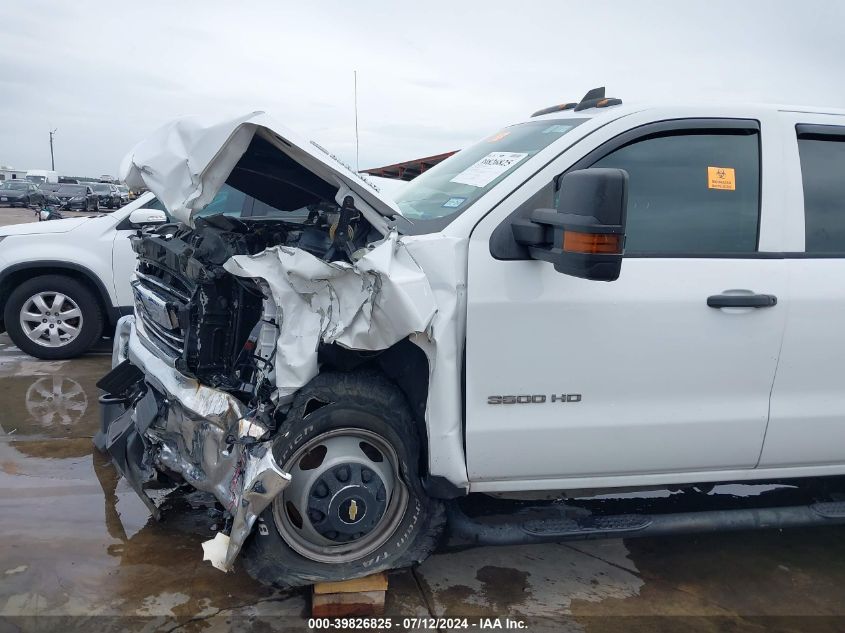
[93,394,124,453]
[94,359,144,453]
[103,390,162,520]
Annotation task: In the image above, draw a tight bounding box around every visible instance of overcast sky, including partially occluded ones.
[2,0,844,177]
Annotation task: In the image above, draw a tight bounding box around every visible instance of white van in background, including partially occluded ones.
[26,170,59,184]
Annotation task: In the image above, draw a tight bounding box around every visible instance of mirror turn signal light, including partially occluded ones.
[562,231,622,255]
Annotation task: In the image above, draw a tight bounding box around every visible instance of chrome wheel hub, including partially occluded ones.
[19,292,83,348]
[273,427,408,563]
[307,461,388,542]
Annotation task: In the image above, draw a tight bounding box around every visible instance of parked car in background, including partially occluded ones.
[0,181,45,207]
[58,177,79,184]
[0,186,252,359]
[53,184,99,211]
[91,183,122,209]
[37,183,62,206]
[0,193,167,358]
[116,184,131,206]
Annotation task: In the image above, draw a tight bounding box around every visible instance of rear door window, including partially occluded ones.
[796,126,845,253]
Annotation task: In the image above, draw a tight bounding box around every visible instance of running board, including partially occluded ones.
[446,500,845,546]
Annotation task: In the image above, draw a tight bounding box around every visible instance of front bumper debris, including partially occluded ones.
[97,316,291,571]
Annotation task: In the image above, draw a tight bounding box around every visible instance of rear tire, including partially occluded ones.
[4,275,104,359]
[241,371,445,589]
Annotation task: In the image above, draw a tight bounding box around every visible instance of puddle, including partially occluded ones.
[0,355,107,439]
[0,342,303,622]
[415,540,643,617]
[0,441,300,619]
[25,376,89,428]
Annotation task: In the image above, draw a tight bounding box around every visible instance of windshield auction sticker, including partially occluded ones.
[450,152,528,188]
[707,166,736,190]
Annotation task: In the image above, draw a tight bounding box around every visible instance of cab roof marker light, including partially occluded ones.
[596,98,623,108]
[531,86,622,117]
[531,103,577,117]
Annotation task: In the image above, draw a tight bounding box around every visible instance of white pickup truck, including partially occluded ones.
[98,88,845,588]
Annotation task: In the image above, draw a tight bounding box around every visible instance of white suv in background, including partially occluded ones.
[0,184,301,359]
[0,194,167,359]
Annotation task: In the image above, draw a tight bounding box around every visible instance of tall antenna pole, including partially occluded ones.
[354,70,360,173]
[49,128,57,171]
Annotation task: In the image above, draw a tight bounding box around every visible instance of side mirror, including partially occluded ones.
[511,168,628,281]
[129,208,167,226]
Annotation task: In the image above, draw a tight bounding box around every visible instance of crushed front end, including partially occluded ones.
[97,198,383,570]
[96,112,467,574]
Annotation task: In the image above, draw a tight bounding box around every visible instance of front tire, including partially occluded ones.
[4,275,104,359]
[242,371,445,589]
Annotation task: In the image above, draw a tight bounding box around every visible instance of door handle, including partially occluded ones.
[707,294,777,308]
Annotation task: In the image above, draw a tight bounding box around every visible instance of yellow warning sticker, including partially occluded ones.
[708,166,736,191]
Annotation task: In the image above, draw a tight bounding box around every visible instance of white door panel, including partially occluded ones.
[464,113,789,484]
[761,112,845,468]
[112,229,138,307]
[762,261,845,466]
[466,256,787,481]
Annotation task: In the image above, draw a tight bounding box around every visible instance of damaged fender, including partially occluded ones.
[222,230,436,397]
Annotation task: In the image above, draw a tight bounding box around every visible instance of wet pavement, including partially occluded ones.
[2,336,845,632]
[0,206,101,228]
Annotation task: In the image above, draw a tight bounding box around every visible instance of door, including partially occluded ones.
[465,118,788,484]
[762,117,845,468]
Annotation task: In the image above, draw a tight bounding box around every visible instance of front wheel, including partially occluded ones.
[4,275,104,359]
[241,371,445,589]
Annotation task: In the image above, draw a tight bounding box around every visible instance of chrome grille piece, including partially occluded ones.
[132,264,189,359]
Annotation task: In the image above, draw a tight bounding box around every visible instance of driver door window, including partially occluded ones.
[588,131,761,255]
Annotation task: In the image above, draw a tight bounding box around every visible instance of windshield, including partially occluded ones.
[57,185,86,194]
[93,184,110,192]
[1,182,28,190]
[394,119,587,228]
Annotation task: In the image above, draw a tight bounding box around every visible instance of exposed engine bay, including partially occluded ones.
[131,194,379,394]
[98,112,468,572]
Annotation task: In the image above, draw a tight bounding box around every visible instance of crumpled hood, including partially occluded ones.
[0,216,91,236]
[119,111,401,227]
